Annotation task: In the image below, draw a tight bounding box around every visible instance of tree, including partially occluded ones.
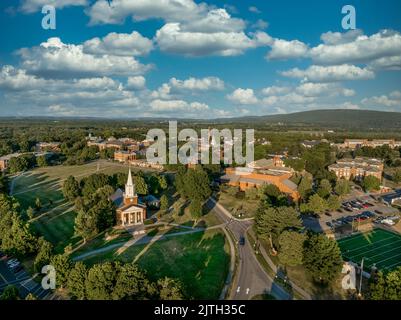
[62,176,81,201]
[74,210,98,243]
[392,168,401,184]
[369,267,401,300]
[36,155,48,167]
[317,179,332,198]
[303,234,343,284]
[86,262,118,300]
[158,175,168,190]
[26,206,35,220]
[50,254,72,289]
[25,293,37,300]
[35,197,42,211]
[133,175,148,195]
[34,237,53,272]
[1,215,37,255]
[67,262,88,300]
[8,156,29,173]
[362,175,381,192]
[278,231,306,267]
[81,173,110,198]
[189,199,203,223]
[368,272,386,300]
[298,176,313,201]
[259,184,288,207]
[255,206,302,251]
[335,178,350,196]
[112,262,153,300]
[183,167,211,201]
[160,194,169,211]
[157,277,184,300]
[327,194,341,211]
[305,194,328,215]
[0,285,20,300]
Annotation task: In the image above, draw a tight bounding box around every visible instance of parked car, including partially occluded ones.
[11,265,23,273]
[325,212,333,217]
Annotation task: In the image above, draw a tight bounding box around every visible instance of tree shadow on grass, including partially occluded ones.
[135,230,230,299]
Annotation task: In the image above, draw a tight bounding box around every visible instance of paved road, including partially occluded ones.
[206,199,291,300]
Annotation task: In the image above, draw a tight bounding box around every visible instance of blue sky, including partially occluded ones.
[0,0,401,118]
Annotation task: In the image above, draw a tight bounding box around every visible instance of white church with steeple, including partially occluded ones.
[113,168,147,227]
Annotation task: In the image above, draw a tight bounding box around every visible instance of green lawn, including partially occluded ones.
[31,203,80,253]
[81,229,230,299]
[218,191,259,218]
[338,228,401,272]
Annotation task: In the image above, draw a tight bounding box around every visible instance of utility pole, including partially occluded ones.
[358,257,364,299]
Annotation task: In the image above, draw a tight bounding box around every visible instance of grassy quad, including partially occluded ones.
[80,229,230,300]
[11,161,150,252]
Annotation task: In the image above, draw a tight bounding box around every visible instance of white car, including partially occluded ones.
[382,219,395,226]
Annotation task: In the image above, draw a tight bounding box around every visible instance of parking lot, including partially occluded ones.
[303,194,400,233]
[0,254,52,299]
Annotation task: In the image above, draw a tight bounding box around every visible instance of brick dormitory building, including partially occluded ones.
[328,157,384,181]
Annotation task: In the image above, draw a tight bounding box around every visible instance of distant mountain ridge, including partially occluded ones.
[1,109,401,129]
[225,109,401,129]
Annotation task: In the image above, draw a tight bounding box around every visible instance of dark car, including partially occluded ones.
[239,236,245,246]
[345,216,354,222]
[325,212,333,217]
[344,207,353,212]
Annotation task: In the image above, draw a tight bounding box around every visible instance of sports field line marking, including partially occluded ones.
[351,241,401,262]
[387,260,401,270]
[345,237,401,255]
[337,230,383,245]
[341,235,399,253]
[376,251,401,268]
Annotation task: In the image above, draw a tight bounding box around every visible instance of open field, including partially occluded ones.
[338,228,401,272]
[81,229,230,299]
[218,191,259,218]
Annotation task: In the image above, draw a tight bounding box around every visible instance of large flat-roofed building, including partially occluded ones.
[221,167,300,201]
[247,156,294,174]
[114,151,137,163]
[339,139,401,150]
[328,157,383,181]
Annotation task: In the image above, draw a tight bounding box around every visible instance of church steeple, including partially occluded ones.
[124,168,137,205]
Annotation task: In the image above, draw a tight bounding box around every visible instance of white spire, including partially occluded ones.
[125,168,136,198]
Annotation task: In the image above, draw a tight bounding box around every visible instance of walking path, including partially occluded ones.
[73,223,224,261]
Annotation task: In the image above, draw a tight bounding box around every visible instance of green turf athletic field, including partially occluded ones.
[337,229,401,272]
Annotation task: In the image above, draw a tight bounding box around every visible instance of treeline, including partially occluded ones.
[40,253,184,300]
